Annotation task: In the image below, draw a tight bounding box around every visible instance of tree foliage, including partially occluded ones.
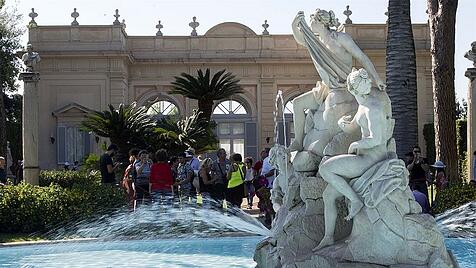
[170,69,243,122]
[0,2,23,92]
[153,110,218,155]
[81,103,156,161]
[82,104,217,160]
[4,94,22,161]
[0,3,24,159]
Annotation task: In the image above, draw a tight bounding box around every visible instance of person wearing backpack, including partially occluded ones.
[122,148,139,209]
[226,153,246,207]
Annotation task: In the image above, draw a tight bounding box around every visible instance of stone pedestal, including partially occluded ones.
[466,68,476,182]
[19,72,40,185]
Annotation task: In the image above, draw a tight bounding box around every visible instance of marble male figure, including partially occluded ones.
[22,43,41,72]
[288,9,385,157]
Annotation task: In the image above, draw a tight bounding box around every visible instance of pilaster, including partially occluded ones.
[19,72,41,185]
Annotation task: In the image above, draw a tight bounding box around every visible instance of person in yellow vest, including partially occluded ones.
[226,153,246,207]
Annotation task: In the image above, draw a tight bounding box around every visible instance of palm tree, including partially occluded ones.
[153,110,216,155]
[427,0,459,182]
[81,103,156,161]
[386,0,418,158]
[169,69,243,122]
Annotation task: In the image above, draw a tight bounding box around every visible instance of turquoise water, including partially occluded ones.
[0,237,258,268]
[0,237,474,267]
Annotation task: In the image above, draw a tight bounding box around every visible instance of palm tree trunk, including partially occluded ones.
[386,0,419,158]
[198,99,215,123]
[427,0,459,182]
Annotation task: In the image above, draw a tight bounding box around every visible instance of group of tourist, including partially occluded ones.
[405,145,475,214]
[0,157,23,186]
[99,144,277,218]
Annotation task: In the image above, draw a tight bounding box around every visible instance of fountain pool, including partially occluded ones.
[1,200,475,267]
[0,236,474,267]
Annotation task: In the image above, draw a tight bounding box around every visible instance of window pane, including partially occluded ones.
[219,123,231,135]
[213,100,248,115]
[213,106,226,114]
[284,100,294,114]
[231,101,240,112]
[287,122,295,135]
[234,106,247,114]
[233,139,245,157]
[219,139,231,156]
[147,100,178,116]
[231,123,244,135]
[65,127,75,163]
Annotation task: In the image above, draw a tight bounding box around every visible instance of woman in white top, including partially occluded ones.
[244,157,255,209]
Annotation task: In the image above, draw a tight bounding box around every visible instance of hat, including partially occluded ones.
[64,161,70,166]
[184,151,193,158]
[431,160,446,168]
[187,148,195,155]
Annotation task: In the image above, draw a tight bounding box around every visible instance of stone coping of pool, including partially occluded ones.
[0,232,260,248]
[0,238,98,248]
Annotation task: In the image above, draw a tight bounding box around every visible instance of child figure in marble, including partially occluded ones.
[316,68,393,250]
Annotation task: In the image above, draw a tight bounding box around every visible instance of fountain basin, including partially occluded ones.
[0,236,474,267]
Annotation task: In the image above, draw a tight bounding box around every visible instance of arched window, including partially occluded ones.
[213,100,247,115]
[146,100,179,116]
[284,100,294,114]
[212,99,254,159]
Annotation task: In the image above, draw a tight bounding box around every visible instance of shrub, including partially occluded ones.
[83,154,100,171]
[432,183,476,214]
[39,170,100,188]
[0,170,126,233]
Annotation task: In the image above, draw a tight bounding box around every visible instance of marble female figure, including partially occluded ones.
[316,68,393,250]
[288,9,385,153]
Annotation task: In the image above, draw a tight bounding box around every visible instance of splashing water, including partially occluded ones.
[43,197,270,241]
[436,201,476,238]
[273,90,288,147]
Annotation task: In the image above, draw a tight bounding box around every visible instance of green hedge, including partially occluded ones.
[432,183,476,214]
[0,170,126,233]
[39,170,100,188]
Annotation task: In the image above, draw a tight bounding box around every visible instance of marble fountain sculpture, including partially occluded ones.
[254,9,457,268]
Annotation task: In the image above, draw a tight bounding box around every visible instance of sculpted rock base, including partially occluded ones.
[307,160,455,268]
[254,173,352,267]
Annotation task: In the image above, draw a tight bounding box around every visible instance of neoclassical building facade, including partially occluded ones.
[27,21,433,169]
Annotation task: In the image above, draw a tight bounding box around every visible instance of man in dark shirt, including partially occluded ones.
[100,144,119,184]
[0,157,6,185]
[407,145,429,198]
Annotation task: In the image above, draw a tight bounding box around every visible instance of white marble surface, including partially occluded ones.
[254,8,455,268]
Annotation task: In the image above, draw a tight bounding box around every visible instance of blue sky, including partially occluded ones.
[6,0,476,100]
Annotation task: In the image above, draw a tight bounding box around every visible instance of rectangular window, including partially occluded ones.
[219,139,231,156]
[57,126,91,164]
[231,123,244,135]
[219,123,231,135]
[233,139,245,157]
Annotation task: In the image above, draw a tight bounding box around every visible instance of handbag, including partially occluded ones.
[238,165,248,197]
